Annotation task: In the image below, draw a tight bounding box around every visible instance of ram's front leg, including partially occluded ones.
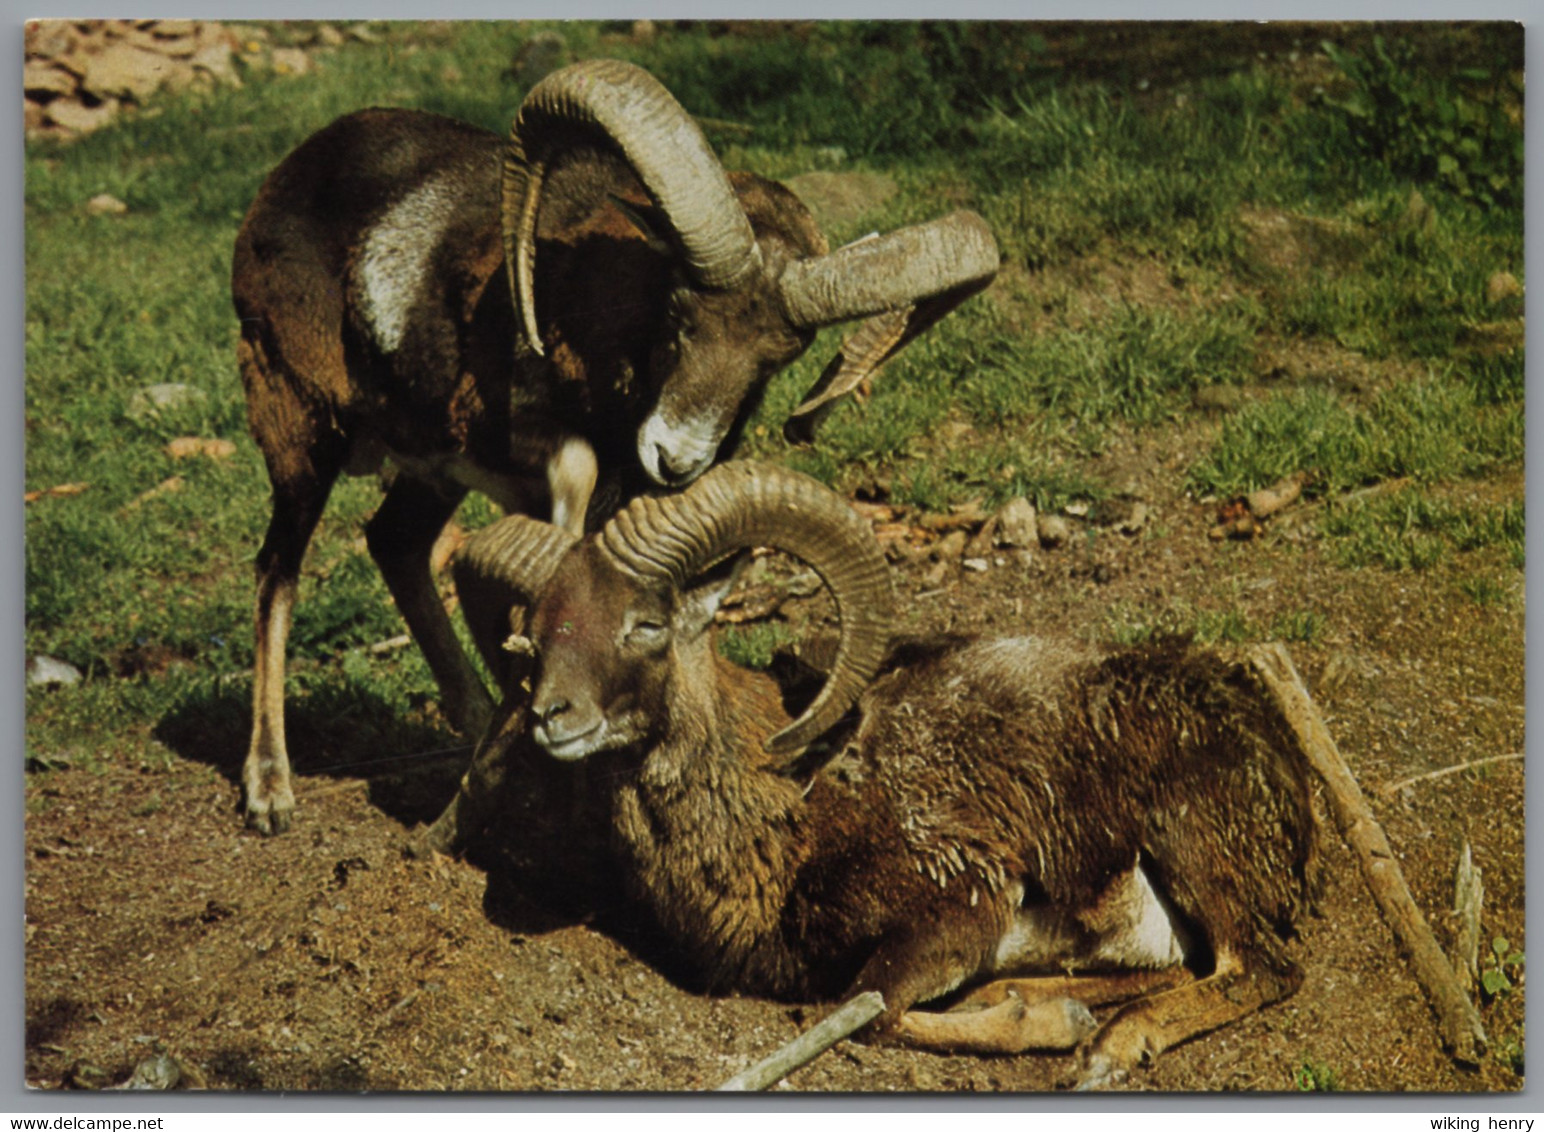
[421,678,529,854]
[547,436,597,536]
[365,474,495,737]
[895,995,1097,1054]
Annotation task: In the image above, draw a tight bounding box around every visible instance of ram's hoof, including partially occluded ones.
[244,794,294,836]
[1063,1051,1130,1092]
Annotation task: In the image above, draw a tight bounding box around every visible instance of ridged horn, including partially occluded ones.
[502,58,763,357]
[453,515,578,674]
[776,211,999,443]
[597,461,891,757]
[777,210,998,328]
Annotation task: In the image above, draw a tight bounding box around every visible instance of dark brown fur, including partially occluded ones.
[516,549,1320,1080]
[231,109,826,833]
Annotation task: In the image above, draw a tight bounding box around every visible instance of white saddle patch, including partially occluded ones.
[356,175,462,355]
[991,860,1192,975]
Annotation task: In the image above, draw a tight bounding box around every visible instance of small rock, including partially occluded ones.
[45,97,119,134]
[314,24,346,47]
[631,19,657,40]
[24,60,77,97]
[127,382,206,420]
[1486,271,1523,307]
[270,47,311,76]
[86,193,128,216]
[81,43,178,100]
[26,22,82,58]
[1119,502,1150,535]
[1037,514,1071,549]
[27,655,82,688]
[962,558,989,573]
[190,42,239,86]
[995,497,1038,548]
[347,23,382,44]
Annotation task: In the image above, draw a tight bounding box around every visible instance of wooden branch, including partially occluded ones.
[1380,753,1523,797]
[1452,840,1483,995]
[1248,643,1487,1064]
[715,991,885,1091]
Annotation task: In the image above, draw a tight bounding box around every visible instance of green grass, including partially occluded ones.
[1321,490,1524,572]
[1187,366,1524,501]
[1293,1057,1342,1092]
[24,20,1524,765]
[717,622,799,670]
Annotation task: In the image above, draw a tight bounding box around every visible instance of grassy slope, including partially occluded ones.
[24,21,1523,761]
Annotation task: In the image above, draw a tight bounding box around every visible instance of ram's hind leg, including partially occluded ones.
[365,475,494,738]
[1071,951,1302,1090]
[955,967,1194,1012]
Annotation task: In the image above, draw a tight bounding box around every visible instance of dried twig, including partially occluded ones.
[1380,753,1523,797]
[1451,841,1483,995]
[1248,643,1487,1064]
[715,991,885,1091]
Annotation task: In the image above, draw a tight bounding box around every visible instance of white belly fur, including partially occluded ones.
[990,859,1192,975]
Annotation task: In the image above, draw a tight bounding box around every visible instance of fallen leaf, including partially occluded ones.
[24,482,90,503]
[164,436,236,461]
[122,476,184,511]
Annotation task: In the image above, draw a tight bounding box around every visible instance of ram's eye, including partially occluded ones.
[625,620,669,649]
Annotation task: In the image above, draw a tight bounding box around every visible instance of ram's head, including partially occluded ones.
[454,461,892,765]
[504,59,1001,486]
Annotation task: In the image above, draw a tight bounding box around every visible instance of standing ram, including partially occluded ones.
[231,58,999,835]
[452,461,1321,1089]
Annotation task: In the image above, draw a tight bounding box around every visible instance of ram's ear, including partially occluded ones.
[676,551,753,639]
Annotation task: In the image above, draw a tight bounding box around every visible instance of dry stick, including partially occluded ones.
[715,991,886,1091]
[1248,643,1487,1064]
[1451,841,1484,995]
[1380,753,1524,797]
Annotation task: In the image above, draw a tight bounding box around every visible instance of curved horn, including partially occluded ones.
[453,515,578,673]
[597,462,891,757]
[776,210,999,328]
[776,211,1000,444]
[503,58,762,356]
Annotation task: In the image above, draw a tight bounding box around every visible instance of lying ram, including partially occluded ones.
[453,461,1321,1089]
[231,58,999,835]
